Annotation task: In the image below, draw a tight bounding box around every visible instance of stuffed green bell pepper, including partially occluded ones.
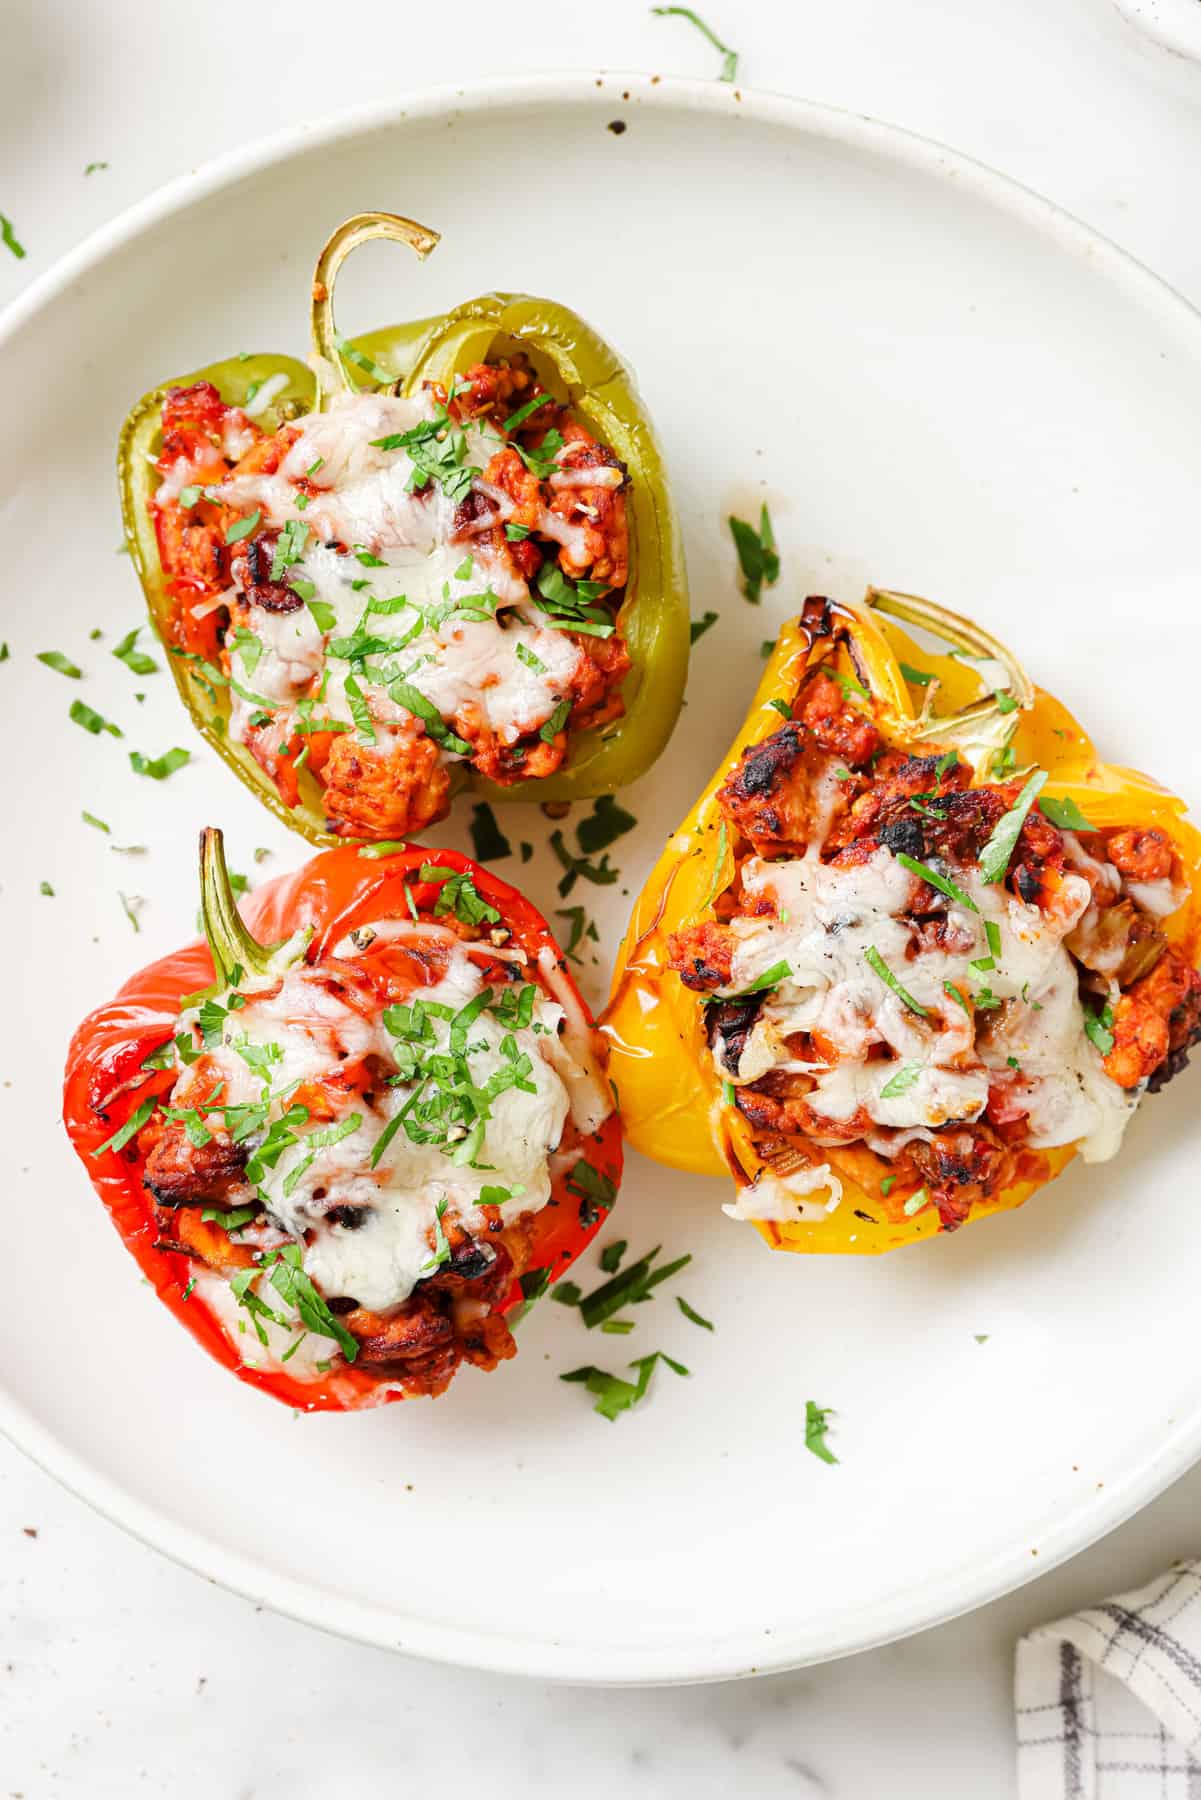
[118,212,689,843]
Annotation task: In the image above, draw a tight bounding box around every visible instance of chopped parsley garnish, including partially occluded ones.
[270,517,310,581]
[112,627,158,675]
[935,750,960,780]
[469,802,512,862]
[503,392,553,431]
[1038,795,1096,832]
[512,1266,552,1321]
[370,405,479,502]
[943,980,970,1014]
[549,829,618,897]
[304,594,336,631]
[356,840,410,859]
[730,958,791,996]
[262,1243,358,1359]
[804,1400,838,1465]
[129,746,190,780]
[556,905,599,963]
[879,1061,922,1099]
[39,880,54,897]
[690,610,719,644]
[118,892,144,933]
[577,794,638,856]
[280,1114,362,1200]
[37,650,82,678]
[727,504,779,602]
[985,919,1002,960]
[903,1186,931,1216]
[343,673,376,743]
[231,627,263,677]
[514,641,546,675]
[577,1243,690,1329]
[831,668,870,704]
[677,1296,714,1331]
[701,819,730,912]
[418,863,501,927]
[201,1204,258,1233]
[540,699,571,743]
[552,1280,583,1307]
[880,1174,896,1197]
[899,661,935,687]
[994,689,1019,715]
[768,698,792,719]
[0,213,26,259]
[505,523,531,542]
[532,560,615,637]
[91,1097,157,1159]
[81,810,110,833]
[978,768,1046,885]
[1082,999,1115,1055]
[895,851,978,913]
[650,5,739,81]
[567,1160,619,1228]
[389,680,471,755]
[85,162,109,174]
[178,484,202,508]
[335,335,394,386]
[512,427,565,479]
[69,699,122,738]
[561,1349,688,1422]
[993,742,1017,776]
[223,510,262,546]
[599,1240,627,1274]
[864,945,928,1016]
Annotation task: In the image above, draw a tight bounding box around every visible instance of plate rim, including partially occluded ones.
[5,68,1201,1685]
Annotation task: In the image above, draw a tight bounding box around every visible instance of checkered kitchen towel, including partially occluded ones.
[1016,1562,1201,1797]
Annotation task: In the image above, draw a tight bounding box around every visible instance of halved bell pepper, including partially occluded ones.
[117,211,689,844]
[603,588,1201,1254]
[63,829,622,1410]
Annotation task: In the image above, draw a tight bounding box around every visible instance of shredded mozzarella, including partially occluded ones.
[211,392,590,754]
[173,932,611,1349]
[718,847,1137,1162]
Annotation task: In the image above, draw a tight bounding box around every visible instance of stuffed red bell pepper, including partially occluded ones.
[63,829,621,1410]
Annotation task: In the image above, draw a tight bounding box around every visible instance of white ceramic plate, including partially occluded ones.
[3,74,1201,1686]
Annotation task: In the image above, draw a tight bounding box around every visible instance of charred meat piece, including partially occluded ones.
[906,1125,1016,1231]
[144,1120,249,1207]
[667,919,737,992]
[705,995,765,1076]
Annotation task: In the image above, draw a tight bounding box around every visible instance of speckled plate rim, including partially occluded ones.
[4,70,1201,1685]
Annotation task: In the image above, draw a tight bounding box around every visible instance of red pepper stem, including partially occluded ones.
[198,827,308,988]
[310,212,441,406]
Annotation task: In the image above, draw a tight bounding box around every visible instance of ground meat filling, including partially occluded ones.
[134,912,601,1400]
[150,362,632,837]
[669,646,1201,1233]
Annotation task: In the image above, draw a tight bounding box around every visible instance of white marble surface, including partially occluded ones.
[4,0,1201,1792]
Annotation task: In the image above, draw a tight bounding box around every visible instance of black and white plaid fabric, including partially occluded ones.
[1016,1561,1201,1797]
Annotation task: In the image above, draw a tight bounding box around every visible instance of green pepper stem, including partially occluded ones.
[311,212,441,406]
[198,827,310,988]
[865,586,1034,777]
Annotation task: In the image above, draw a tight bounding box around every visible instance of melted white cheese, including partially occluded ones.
[718,846,1136,1162]
[721,1163,843,1223]
[172,932,612,1350]
[216,393,586,752]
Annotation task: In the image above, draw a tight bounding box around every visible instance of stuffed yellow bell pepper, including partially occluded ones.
[604,589,1201,1254]
[118,213,688,844]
